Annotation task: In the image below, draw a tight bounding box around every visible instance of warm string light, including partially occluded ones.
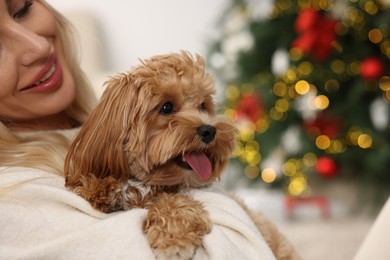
[379,76,390,102]
[362,0,379,15]
[244,79,375,188]
[380,41,390,59]
[262,168,277,183]
[227,73,337,189]
[282,156,316,197]
[295,80,310,95]
[227,76,368,188]
[346,126,374,149]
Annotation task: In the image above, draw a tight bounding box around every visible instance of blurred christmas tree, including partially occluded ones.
[208,0,390,198]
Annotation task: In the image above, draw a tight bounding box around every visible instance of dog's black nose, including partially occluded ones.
[197,125,216,144]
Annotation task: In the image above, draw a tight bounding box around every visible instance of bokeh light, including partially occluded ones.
[295,80,310,95]
[358,134,373,149]
[261,168,277,183]
[316,135,331,150]
[314,95,330,110]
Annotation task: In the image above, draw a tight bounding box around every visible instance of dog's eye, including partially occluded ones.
[199,102,206,110]
[160,102,174,115]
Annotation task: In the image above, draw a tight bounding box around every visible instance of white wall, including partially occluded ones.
[47,0,228,73]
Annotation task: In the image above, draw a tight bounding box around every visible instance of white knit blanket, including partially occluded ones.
[0,167,275,260]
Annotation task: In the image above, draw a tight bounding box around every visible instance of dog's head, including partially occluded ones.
[65,51,237,188]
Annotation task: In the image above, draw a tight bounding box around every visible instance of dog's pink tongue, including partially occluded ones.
[184,152,212,181]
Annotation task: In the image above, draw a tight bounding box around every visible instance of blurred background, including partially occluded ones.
[48,0,389,259]
[48,0,227,96]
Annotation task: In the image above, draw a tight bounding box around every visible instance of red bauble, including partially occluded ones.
[360,57,385,80]
[294,8,320,33]
[316,156,338,178]
[303,112,343,138]
[291,8,338,61]
[236,94,263,123]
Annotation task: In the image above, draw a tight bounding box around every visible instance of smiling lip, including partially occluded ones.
[20,55,63,93]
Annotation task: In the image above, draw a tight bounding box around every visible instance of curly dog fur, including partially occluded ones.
[64,51,299,259]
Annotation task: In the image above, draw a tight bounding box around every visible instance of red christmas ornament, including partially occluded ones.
[236,94,263,123]
[294,8,321,33]
[360,57,385,80]
[303,112,343,138]
[316,156,338,178]
[291,8,338,61]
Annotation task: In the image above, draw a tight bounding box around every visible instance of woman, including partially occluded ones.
[0,1,293,259]
[0,0,96,174]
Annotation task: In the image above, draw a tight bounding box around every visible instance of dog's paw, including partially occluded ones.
[77,175,124,213]
[144,193,211,260]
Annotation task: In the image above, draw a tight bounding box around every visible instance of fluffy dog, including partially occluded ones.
[64,51,299,260]
[64,51,237,259]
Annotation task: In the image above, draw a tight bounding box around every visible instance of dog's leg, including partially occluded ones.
[73,175,125,213]
[143,193,211,260]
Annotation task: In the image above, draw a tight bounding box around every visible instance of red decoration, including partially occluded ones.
[303,112,343,138]
[360,57,385,80]
[285,196,331,219]
[315,156,338,178]
[291,8,338,61]
[236,94,263,123]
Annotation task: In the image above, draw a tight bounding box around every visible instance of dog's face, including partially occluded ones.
[65,52,237,188]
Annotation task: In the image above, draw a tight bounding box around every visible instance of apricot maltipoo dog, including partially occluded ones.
[64,51,237,259]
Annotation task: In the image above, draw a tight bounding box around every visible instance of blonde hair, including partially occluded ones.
[0,0,98,175]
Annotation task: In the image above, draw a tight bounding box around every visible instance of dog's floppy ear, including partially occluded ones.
[65,73,139,188]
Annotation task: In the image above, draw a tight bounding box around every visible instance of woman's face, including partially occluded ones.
[0,0,75,124]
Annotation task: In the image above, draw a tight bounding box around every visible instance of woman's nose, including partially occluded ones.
[6,23,51,66]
